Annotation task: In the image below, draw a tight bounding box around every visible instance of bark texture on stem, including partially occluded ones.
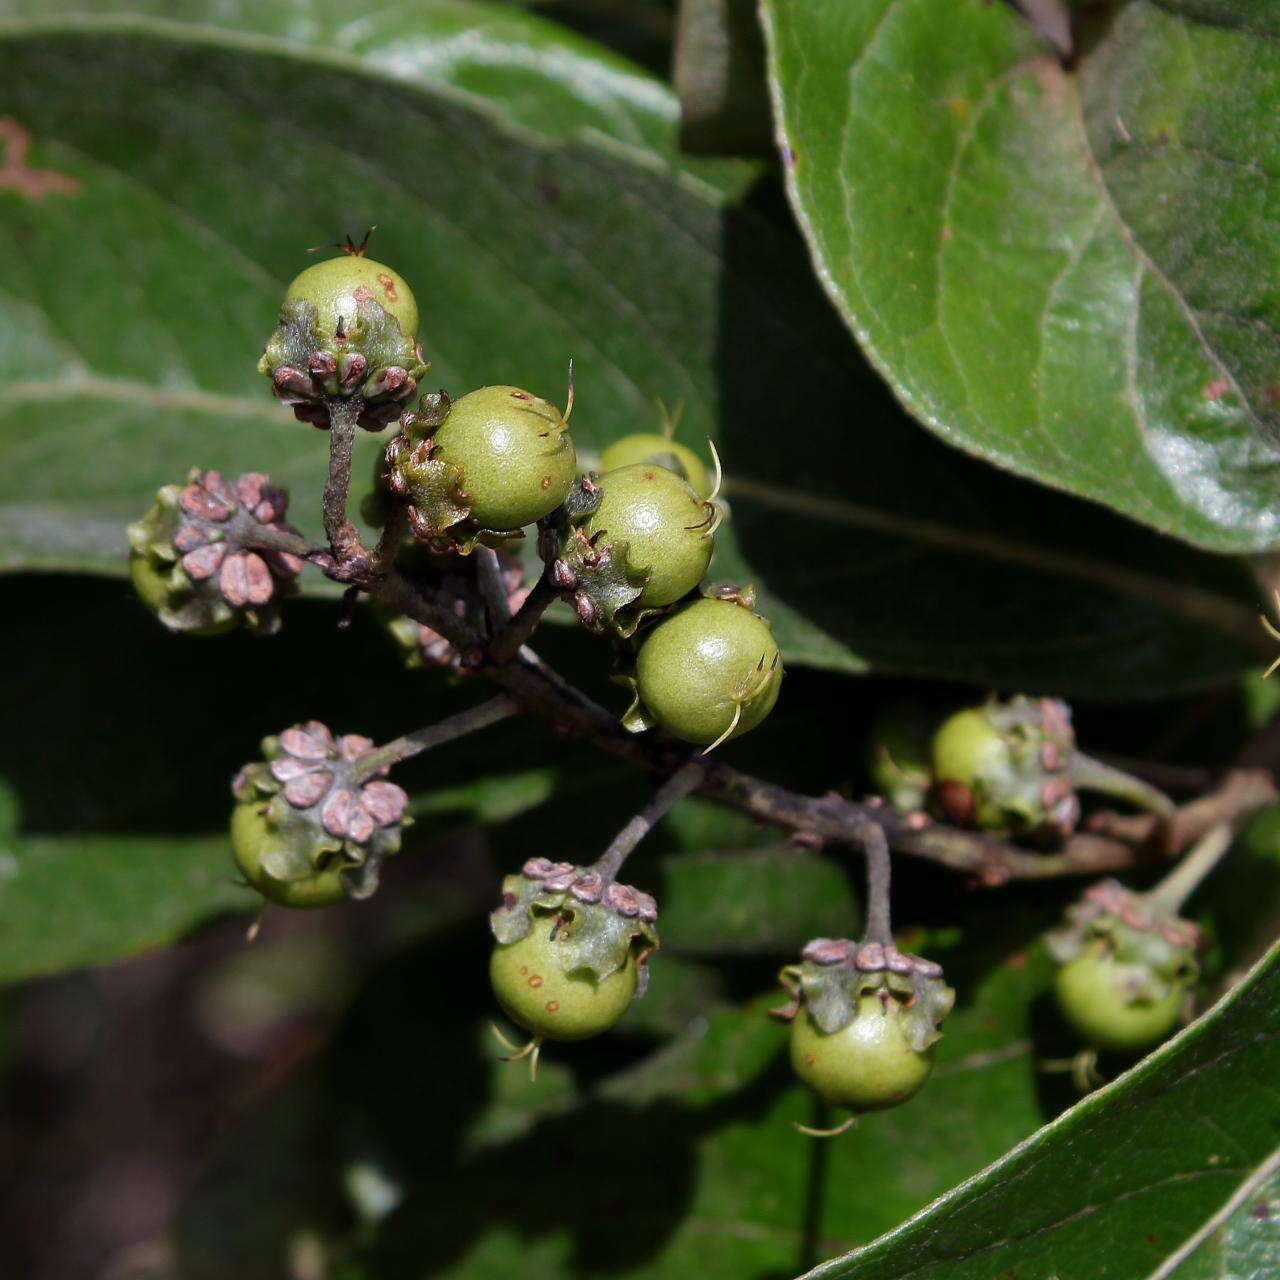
[237,502,1279,886]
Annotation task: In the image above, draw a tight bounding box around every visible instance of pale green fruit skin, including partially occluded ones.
[128,553,235,637]
[1054,944,1185,1053]
[600,433,711,498]
[930,707,1010,829]
[635,598,782,745]
[490,929,638,1041]
[432,386,578,531]
[584,463,714,607]
[284,255,419,342]
[791,995,934,1112]
[230,801,348,909]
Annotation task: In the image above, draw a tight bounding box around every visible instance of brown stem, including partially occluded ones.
[353,695,519,780]
[859,824,893,945]
[592,760,706,881]
[322,397,362,558]
[236,525,1277,886]
[488,568,560,666]
[474,546,513,635]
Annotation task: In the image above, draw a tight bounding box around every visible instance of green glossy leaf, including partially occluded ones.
[1157,1148,1280,1279]
[659,847,860,955]
[0,832,254,984]
[762,0,1280,552]
[0,7,1270,694]
[806,938,1280,1280]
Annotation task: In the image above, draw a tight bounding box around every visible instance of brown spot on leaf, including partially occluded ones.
[1263,383,1280,408]
[1202,377,1230,401]
[0,117,79,200]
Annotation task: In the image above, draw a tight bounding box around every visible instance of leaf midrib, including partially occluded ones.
[0,368,1264,655]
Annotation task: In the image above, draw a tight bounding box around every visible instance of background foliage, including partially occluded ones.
[1,2,1278,1278]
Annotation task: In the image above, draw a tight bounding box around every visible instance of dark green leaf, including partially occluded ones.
[175,907,1056,1278]
[0,832,254,984]
[761,0,1280,552]
[659,847,859,955]
[1156,1148,1280,1279]
[806,938,1280,1279]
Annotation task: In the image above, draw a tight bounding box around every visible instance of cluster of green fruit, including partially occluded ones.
[869,696,1204,1076]
[123,243,1213,1135]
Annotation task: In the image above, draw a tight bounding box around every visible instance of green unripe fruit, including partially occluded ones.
[583,464,715,608]
[491,927,639,1041]
[230,801,349,909]
[791,994,935,1113]
[1054,942,1187,1053]
[931,708,1010,827]
[284,254,419,342]
[633,597,782,746]
[600,433,712,499]
[128,554,234,638]
[431,386,577,531]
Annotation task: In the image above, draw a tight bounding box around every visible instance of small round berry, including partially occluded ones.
[633,597,782,746]
[930,708,1009,825]
[600,433,712,499]
[431,386,577,531]
[490,927,639,1041]
[790,993,935,1113]
[284,253,419,342]
[1054,942,1189,1053]
[582,464,715,607]
[230,801,349,909]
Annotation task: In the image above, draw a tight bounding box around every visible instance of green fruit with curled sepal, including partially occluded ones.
[490,927,639,1041]
[1054,941,1189,1053]
[631,596,782,746]
[430,385,577,531]
[791,993,935,1112]
[230,801,349,909]
[600,433,712,499]
[582,463,714,607]
[284,254,419,343]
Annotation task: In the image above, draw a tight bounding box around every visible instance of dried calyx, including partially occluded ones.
[128,469,302,635]
[490,856,659,995]
[232,721,410,905]
[775,938,953,1047]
